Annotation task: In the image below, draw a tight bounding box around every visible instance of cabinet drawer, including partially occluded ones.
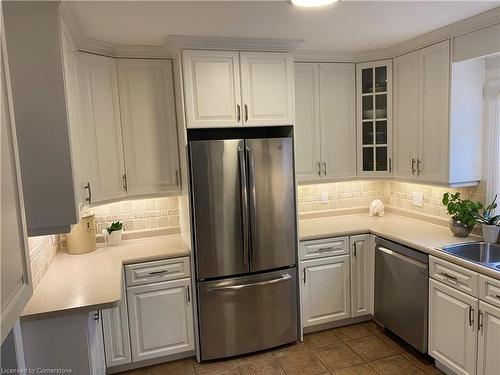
[429,256,478,296]
[300,237,348,261]
[479,274,500,309]
[125,257,190,287]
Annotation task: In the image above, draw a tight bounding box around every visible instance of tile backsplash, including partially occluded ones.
[91,196,180,234]
[297,180,486,220]
[28,235,60,290]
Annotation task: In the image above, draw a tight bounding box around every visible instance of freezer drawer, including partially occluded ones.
[197,268,298,360]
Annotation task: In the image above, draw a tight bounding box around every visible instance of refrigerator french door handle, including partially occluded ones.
[246,145,257,264]
[206,274,292,292]
[238,144,249,266]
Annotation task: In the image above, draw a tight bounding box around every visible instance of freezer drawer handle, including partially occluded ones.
[207,274,292,292]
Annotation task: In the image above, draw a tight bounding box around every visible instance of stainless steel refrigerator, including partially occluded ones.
[189,136,298,361]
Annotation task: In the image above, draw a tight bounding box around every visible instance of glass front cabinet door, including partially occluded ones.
[356,60,392,176]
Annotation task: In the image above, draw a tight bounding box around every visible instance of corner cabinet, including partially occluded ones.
[356,60,393,177]
[77,52,126,204]
[294,63,356,182]
[117,59,181,196]
[182,50,294,128]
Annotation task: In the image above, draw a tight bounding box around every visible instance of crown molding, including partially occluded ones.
[60,3,500,62]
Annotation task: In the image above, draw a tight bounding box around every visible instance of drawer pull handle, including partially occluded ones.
[495,294,500,299]
[440,272,458,282]
[317,247,334,252]
[148,270,169,276]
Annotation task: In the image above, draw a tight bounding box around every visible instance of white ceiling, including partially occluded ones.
[71,1,500,52]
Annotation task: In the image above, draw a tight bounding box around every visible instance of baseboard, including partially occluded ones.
[302,315,372,335]
[106,350,195,374]
[435,360,460,375]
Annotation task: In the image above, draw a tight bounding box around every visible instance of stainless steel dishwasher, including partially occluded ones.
[374,237,429,353]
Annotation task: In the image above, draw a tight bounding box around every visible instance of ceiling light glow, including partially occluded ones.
[291,0,340,7]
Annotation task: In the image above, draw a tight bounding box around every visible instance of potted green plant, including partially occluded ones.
[442,192,483,237]
[102,221,123,246]
[475,195,500,243]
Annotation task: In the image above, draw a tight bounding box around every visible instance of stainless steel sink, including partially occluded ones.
[441,242,500,271]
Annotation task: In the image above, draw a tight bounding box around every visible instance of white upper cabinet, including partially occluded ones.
[1,24,33,343]
[393,39,481,186]
[240,52,294,126]
[182,50,241,128]
[77,53,126,204]
[294,63,321,181]
[117,59,180,196]
[393,51,419,180]
[3,3,80,235]
[182,50,294,128]
[319,63,356,179]
[356,60,393,177]
[294,63,355,182]
[417,41,450,183]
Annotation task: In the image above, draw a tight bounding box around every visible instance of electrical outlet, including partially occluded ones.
[413,192,423,207]
[321,191,329,204]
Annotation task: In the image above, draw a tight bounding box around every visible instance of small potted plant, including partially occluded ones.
[103,221,123,246]
[475,195,500,243]
[442,192,483,237]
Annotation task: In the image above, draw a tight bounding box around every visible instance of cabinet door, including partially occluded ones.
[294,63,321,182]
[356,60,393,177]
[127,278,194,362]
[477,301,500,375]
[393,51,419,179]
[418,40,450,183]
[319,63,356,179]
[86,311,106,375]
[102,274,131,367]
[60,21,85,212]
[301,255,350,328]
[182,50,241,128]
[1,29,33,343]
[117,59,180,196]
[429,279,477,375]
[240,52,294,126]
[77,52,126,204]
[350,235,373,317]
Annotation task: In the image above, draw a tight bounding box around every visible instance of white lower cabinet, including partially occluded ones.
[429,266,500,375]
[102,275,132,367]
[429,279,478,375]
[477,301,500,375]
[300,235,374,331]
[127,277,194,362]
[301,255,351,327]
[350,235,374,317]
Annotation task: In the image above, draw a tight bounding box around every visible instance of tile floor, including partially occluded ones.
[119,321,443,375]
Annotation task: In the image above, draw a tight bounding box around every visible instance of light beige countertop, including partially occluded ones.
[22,234,190,320]
[300,212,500,280]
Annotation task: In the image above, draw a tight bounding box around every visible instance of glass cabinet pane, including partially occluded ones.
[375,66,387,92]
[375,94,387,119]
[362,96,373,120]
[375,147,388,171]
[362,122,374,145]
[375,121,387,144]
[362,68,373,94]
[363,147,374,171]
